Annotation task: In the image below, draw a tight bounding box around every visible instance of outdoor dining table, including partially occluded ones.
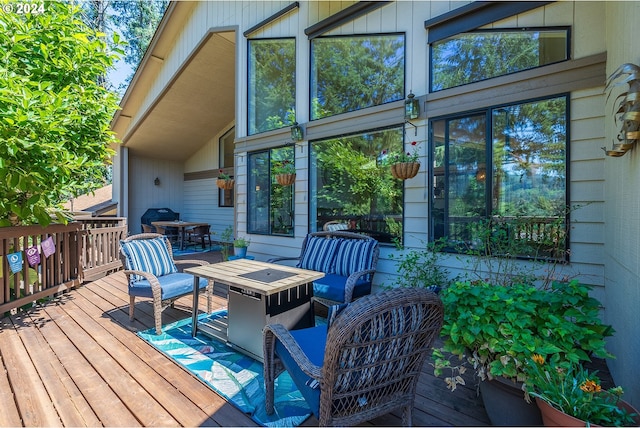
[151,220,208,250]
[186,258,325,362]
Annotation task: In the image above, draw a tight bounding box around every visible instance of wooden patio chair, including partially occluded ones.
[154,224,179,244]
[119,233,212,334]
[141,223,155,233]
[263,287,444,427]
[186,224,213,249]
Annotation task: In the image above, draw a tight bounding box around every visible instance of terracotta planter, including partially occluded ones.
[390,162,420,179]
[479,376,543,426]
[275,173,296,186]
[216,179,234,190]
[536,397,640,427]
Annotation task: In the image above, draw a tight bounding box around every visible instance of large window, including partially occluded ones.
[310,34,405,120]
[310,127,404,244]
[431,28,569,91]
[248,38,296,135]
[247,146,295,236]
[219,127,234,207]
[431,95,568,258]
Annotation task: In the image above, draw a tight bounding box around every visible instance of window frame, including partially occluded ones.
[309,32,406,121]
[428,94,570,260]
[246,145,296,237]
[247,37,296,136]
[218,126,235,208]
[308,125,405,245]
[429,26,571,93]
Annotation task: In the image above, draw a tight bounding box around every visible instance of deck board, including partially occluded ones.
[0,250,491,427]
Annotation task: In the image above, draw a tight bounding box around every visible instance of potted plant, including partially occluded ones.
[272,159,296,186]
[382,141,420,179]
[233,236,250,258]
[216,169,234,189]
[432,280,615,426]
[524,355,639,426]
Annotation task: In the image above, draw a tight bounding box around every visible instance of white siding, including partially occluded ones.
[128,155,184,234]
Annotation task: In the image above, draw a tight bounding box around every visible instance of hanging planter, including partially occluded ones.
[391,162,420,180]
[275,173,296,186]
[216,178,234,190]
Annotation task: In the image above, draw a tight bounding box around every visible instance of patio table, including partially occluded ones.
[151,220,208,250]
[187,259,324,361]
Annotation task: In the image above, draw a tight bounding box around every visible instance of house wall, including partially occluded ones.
[128,155,184,233]
[602,0,640,408]
[182,125,236,237]
[118,0,639,405]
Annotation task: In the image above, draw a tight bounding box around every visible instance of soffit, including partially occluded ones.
[121,32,235,161]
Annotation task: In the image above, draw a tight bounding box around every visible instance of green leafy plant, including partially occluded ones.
[0,2,123,226]
[272,160,296,175]
[217,169,231,181]
[432,280,614,392]
[233,236,250,248]
[524,355,637,426]
[220,226,233,260]
[455,214,572,289]
[387,238,455,290]
[381,141,420,165]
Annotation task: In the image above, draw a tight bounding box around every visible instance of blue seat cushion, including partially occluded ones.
[333,239,376,277]
[313,273,371,303]
[128,272,208,300]
[274,325,327,418]
[120,237,178,282]
[298,236,340,273]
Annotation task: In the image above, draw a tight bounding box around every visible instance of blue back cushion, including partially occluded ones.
[120,237,177,282]
[298,236,339,273]
[334,239,376,277]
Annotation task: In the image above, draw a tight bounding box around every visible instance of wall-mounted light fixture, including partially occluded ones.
[154,177,160,186]
[405,90,419,121]
[290,121,303,142]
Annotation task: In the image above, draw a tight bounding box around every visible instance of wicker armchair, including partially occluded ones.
[268,231,379,309]
[119,233,211,334]
[263,288,444,426]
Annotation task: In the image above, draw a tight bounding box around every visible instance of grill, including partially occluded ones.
[140,208,180,232]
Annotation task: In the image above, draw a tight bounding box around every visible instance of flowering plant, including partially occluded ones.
[272,159,296,175]
[218,169,231,181]
[524,355,637,426]
[382,141,420,165]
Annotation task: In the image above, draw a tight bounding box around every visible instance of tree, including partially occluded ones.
[0,2,123,226]
[110,0,168,88]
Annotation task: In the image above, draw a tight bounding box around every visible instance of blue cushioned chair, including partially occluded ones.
[119,233,211,334]
[268,231,379,309]
[263,288,444,426]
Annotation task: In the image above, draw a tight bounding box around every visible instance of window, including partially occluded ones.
[247,146,295,236]
[310,34,405,120]
[310,127,404,244]
[431,28,569,91]
[431,95,568,259]
[248,38,296,135]
[218,127,234,207]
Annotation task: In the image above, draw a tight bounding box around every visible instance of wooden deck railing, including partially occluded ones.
[0,218,129,315]
[76,217,128,282]
[0,223,84,314]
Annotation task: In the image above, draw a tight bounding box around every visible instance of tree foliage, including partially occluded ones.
[0,1,123,226]
[109,0,168,85]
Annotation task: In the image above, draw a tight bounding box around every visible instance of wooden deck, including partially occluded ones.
[0,251,490,427]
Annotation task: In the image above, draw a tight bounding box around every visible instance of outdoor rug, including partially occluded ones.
[137,311,312,427]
